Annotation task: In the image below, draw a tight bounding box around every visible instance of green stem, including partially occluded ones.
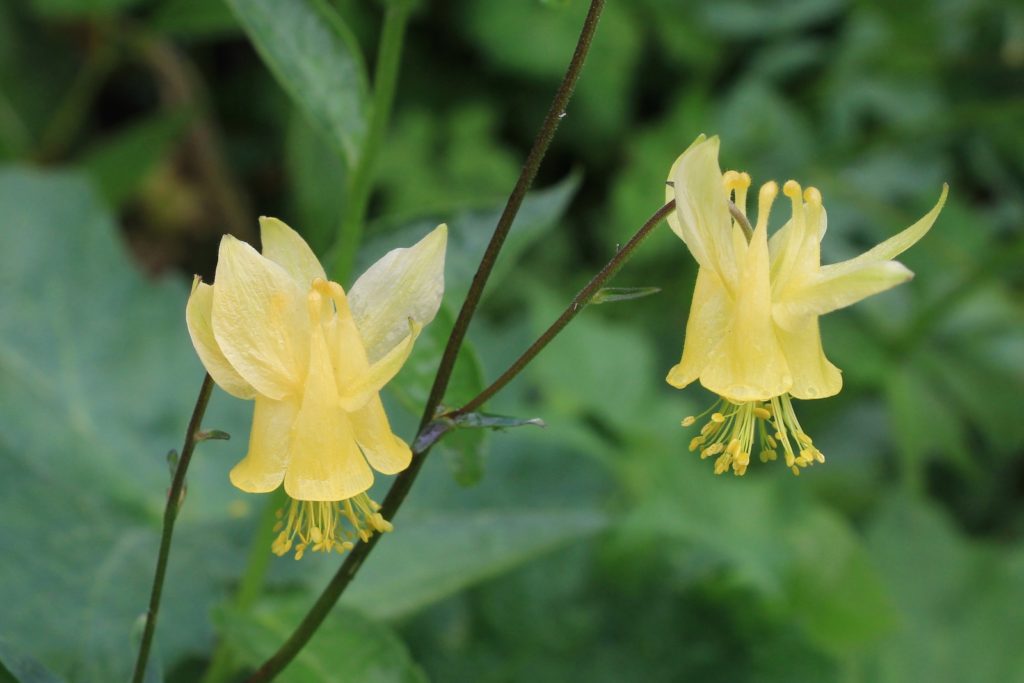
[202,488,288,683]
[453,200,674,417]
[242,3,605,680]
[132,374,215,683]
[330,0,412,281]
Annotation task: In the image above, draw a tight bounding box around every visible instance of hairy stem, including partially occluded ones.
[243,2,605,680]
[330,0,412,281]
[132,373,215,683]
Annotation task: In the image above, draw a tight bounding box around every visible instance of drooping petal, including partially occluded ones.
[667,135,738,290]
[212,235,309,400]
[229,395,299,492]
[818,185,947,280]
[284,311,372,501]
[773,259,914,328]
[351,394,413,475]
[700,192,792,402]
[259,216,326,290]
[185,279,256,399]
[338,321,420,411]
[666,267,732,389]
[349,224,447,363]
[775,317,842,400]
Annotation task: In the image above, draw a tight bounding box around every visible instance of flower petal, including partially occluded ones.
[666,267,732,389]
[185,279,256,399]
[775,317,842,400]
[773,259,914,328]
[212,235,309,400]
[349,224,447,363]
[259,216,326,290]
[667,135,738,289]
[339,321,420,412]
[284,317,372,501]
[351,394,412,475]
[229,395,298,492]
[700,204,792,401]
[821,184,947,279]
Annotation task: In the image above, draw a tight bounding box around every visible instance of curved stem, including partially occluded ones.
[132,373,215,683]
[453,200,675,416]
[420,0,606,431]
[330,0,412,281]
[242,3,605,680]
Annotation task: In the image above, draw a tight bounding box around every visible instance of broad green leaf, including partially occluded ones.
[220,598,426,683]
[226,0,369,166]
[0,168,251,681]
[25,0,142,18]
[285,111,348,255]
[341,509,607,620]
[80,110,191,206]
[149,0,240,39]
[0,640,66,683]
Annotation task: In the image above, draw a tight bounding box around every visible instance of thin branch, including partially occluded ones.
[131,373,215,683]
[242,2,605,680]
[453,200,676,416]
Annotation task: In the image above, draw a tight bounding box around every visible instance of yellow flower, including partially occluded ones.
[666,135,946,476]
[186,218,447,557]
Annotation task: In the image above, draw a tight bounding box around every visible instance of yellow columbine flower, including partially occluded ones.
[666,135,946,476]
[186,218,447,557]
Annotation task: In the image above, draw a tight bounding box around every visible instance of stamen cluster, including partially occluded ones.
[271,494,393,560]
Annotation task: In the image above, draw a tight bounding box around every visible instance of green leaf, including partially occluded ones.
[0,167,250,681]
[0,640,66,683]
[414,412,545,454]
[80,110,191,206]
[219,597,426,683]
[589,286,661,305]
[341,509,607,620]
[25,0,143,18]
[149,0,240,39]
[285,112,348,255]
[226,0,369,166]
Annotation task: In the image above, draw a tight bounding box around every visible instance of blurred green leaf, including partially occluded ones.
[80,110,191,207]
[341,509,607,620]
[149,0,240,39]
[25,0,142,18]
[0,168,249,681]
[220,597,426,683]
[0,641,66,683]
[226,0,369,166]
[285,111,348,255]
[589,286,661,305]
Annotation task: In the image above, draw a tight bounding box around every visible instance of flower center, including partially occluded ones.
[682,394,825,476]
[271,493,393,560]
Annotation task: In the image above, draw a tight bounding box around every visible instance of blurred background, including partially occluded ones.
[1,0,1023,681]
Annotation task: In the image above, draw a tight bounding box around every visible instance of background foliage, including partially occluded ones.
[1,0,1023,681]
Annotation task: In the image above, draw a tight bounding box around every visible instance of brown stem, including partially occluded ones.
[131,373,215,683]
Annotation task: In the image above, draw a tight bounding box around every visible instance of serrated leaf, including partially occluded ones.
[226,0,369,166]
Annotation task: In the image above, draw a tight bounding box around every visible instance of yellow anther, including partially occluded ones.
[726,438,741,455]
[711,412,725,423]
[790,465,800,476]
[681,416,696,427]
[803,187,822,205]
[689,436,704,452]
[753,407,771,420]
[714,453,732,475]
[701,421,720,436]
[765,435,778,449]
[309,526,323,544]
[754,182,778,234]
[705,443,724,456]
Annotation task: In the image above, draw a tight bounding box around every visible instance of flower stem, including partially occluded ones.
[242,3,605,680]
[452,199,675,417]
[330,0,412,281]
[131,373,215,683]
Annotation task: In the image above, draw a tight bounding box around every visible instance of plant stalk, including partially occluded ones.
[243,2,605,680]
[131,373,215,683]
